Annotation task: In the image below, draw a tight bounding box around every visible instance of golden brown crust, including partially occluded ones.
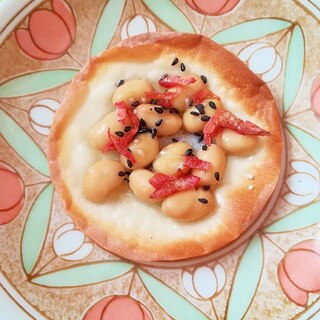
[48,32,283,261]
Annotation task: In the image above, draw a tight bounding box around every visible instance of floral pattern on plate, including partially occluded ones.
[15,0,76,61]
[0,0,320,319]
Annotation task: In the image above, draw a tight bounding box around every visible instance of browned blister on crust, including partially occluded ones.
[48,32,282,262]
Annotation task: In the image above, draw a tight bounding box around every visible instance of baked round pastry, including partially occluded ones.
[48,32,282,261]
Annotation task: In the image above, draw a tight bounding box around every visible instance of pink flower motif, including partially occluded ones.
[15,0,76,60]
[0,161,24,225]
[83,296,153,320]
[311,75,320,118]
[278,239,320,306]
[185,0,240,15]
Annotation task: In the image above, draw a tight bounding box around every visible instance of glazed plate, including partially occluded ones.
[1,0,320,319]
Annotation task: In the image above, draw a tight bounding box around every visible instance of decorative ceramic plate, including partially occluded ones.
[1,0,320,319]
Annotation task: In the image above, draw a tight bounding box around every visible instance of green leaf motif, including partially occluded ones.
[212,18,291,45]
[226,234,263,320]
[0,110,49,176]
[32,261,133,287]
[283,25,305,112]
[90,0,126,56]
[142,0,195,33]
[264,201,320,233]
[22,184,54,274]
[138,269,209,320]
[0,70,78,98]
[286,123,320,165]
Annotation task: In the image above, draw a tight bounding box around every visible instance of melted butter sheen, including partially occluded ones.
[60,57,267,242]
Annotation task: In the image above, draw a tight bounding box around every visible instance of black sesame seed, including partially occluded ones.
[115,131,124,137]
[138,128,149,134]
[124,126,132,132]
[195,104,205,115]
[215,172,220,181]
[125,170,131,175]
[200,75,207,84]
[198,198,208,204]
[180,63,186,72]
[172,138,178,143]
[190,111,200,116]
[124,177,130,183]
[139,118,146,127]
[151,128,157,138]
[209,101,216,109]
[185,148,193,156]
[151,99,158,105]
[173,108,180,114]
[171,58,179,66]
[202,145,208,151]
[127,160,133,168]
[201,115,211,122]
[194,133,203,143]
[117,79,125,87]
[155,119,163,127]
[131,101,140,107]
[155,107,164,114]
[118,171,125,177]
[160,73,168,80]
[203,185,211,191]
